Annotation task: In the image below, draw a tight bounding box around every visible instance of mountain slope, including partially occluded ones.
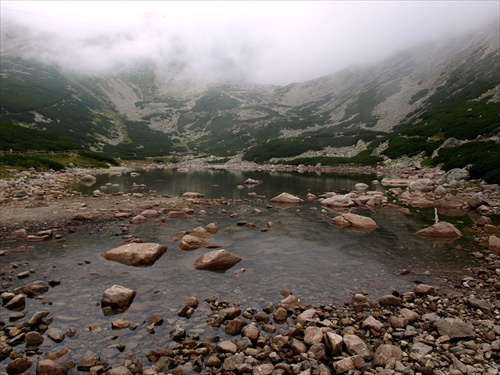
[1,21,499,180]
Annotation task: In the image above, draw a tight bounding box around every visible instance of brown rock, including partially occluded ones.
[25,331,44,347]
[435,318,475,340]
[167,210,190,219]
[413,284,435,296]
[343,334,373,360]
[4,294,25,311]
[378,295,402,306]
[36,359,68,375]
[194,249,242,271]
[331,213,378,232]
[488,235,500,253]
[141,209,159,218]
[361,316,384,332]
[179,234,210,250]
[101,243,167,266]
[101,285,136,311]
[225,317,247,335]
[106,366,133,375]
[77,352,100,372]
[269,192,303,204]
[415,221,462,238]
[373,344,403,367]
[6,358,32,374]
[129,215,147,224]
[182,192,205,198]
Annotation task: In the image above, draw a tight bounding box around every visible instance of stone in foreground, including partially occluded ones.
[195,249,242,272]
[102,243,167,266]
[101,285,136,311]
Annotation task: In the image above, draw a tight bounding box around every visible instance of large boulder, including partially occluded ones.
[415,221,462,238]
[101,285,136,311]
[270,192,303,204]
[331,213,378,232]
[194,249,242,272]
[101,243,167,266]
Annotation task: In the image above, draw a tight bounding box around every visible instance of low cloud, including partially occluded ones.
[1,1,498,85]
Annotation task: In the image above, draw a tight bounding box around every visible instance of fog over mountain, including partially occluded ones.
[1,1,498,85]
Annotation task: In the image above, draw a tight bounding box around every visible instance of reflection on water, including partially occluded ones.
[71,168,385,199]
[0,169,479,370]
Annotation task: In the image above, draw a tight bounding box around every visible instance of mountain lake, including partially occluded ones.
[0,167,480,371]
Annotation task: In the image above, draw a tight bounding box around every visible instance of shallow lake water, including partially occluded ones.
[0,168,480,372]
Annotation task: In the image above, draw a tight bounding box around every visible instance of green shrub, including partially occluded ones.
[0,154,65,171]
[78,151,120,166]
[431,141,500,184]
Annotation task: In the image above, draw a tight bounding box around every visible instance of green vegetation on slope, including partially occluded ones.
[0,123,81,152]
[1,57,124,147]
[431,141,500,184]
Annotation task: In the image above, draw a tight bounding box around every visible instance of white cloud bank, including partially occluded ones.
[1,1,498,85]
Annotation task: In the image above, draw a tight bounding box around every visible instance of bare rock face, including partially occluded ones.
[269,193,303,204]
[415,221,462,238]
[101,285,136,311]
[194,249,242,272]
[331,213,378,232]
[101,243,167,266]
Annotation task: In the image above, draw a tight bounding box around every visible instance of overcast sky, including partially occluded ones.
[1,1,498,85]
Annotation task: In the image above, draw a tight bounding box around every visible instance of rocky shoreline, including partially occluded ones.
[1,163,499,374]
